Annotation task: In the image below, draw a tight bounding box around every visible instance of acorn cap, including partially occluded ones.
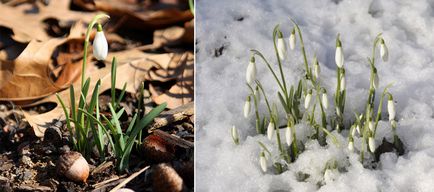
[152,163,183,192]
[142,135,175,163]
[57,151,89,183]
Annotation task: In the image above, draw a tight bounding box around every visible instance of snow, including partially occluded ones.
[196,0,434,191]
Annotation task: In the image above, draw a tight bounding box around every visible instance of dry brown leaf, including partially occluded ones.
[0,0,95,42]
[152,52,193,109]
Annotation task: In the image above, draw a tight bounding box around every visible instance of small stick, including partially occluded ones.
[109,166,150,192]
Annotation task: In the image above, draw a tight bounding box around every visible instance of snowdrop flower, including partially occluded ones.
[93,23,108,61]
[368,136,376,152]
[350,125,356,137]
[388,94,395,121]
[368,120,374,132]
[380,38,388,62]
[373,70,379,89]
[335,35,344,68]
[356,124,361,135]
[340,75,345,92]
[289,28,296,50]
[266,120,275,140]
[348,138,354,152]
[246,56,257,84]
[277,31,287,61]
[322,90,328,109]
[304,90,312,109]
[243,96,251,118]
[259,151,267,172]
[231,126,239,145]
[336,107,341,117]
[254,86,261,102]
[285,126,293,146]
[313,56,320,79]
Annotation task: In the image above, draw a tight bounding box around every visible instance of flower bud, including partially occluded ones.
[340,73,345,92]
[322,91,328,109]
[246,56,257,84]
[373,70,379,89]
[289,28,296,50]
[380,38,388,62]
[243,96,251,118]
[231,126,239,145]
[335,35,344,68]
[259,151,267,172]
[277,31,287,61]
[266,120,275,140]
[314,56,320,79]
[350,125,356,137]
[285,125,293,146]
[368,137,376,152]
[368,120,374,132]
[387,94,395,121]
[93,23,108,61]
[348,138,354,152]
[304,90,312,109]
[356,124,361,135]
[254,86,261,102]
[336,106,341,117]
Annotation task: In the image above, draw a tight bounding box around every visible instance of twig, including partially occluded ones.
[109,166,150,192]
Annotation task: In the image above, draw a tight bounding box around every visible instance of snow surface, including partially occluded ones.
[196,0,434,191]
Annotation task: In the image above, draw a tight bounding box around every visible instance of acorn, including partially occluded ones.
[152,163,183,192]
[142,134,175,163]
[57,151,89,183]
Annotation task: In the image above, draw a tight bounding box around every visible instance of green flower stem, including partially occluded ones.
[272,25,289,100]
[250,50,285,92]
[289,18,310,78]
[247,83,262,134]
[373,84,392,137]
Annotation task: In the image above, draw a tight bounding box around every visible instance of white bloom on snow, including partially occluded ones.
[322,92,328,109]
[246,57,257,84]
[93,24,108,61]
[368,137,376,152]
[231,125,239,145]
[351,125,357,137]
[335,36,344,68]
[289,29,296,50]
[266,120,275,140]
[348,140,354,152]
[380,39,389,62]
[388,95,396,121]
[277,32,287,61]
[259,151,267,172]
[314,57,320,79]
[285,126,293,146]
[243,96,251,118]
[304,90,312,109]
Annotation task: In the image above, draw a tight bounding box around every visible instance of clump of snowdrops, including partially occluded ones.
[231,18,404,176]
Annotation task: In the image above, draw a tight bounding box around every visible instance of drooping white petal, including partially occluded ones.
[335,47,344,68]
[348,141,354,152]
[243,97,251,118]
[259,152,267,172]
[289,33,296,50]
[93,31,108,60]
[277,37,287,61]
[246,58,257,84]
[304,92,312,109]
[266,121,275,140]
[388,99,396,121]
[231,126,239,144]
[380,41,389,62]
[368,121,374,132]
[285,126,293,146]
[368,137,376,152]
[322,92,328,109]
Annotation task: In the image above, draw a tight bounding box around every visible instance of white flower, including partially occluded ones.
[231,125,239,145]
[304,90,312,109]
[356,125,361,135]
[335,36,344,68]
[322,92,328,109]
[380,39,388,62]
[266,120,275,140]
[243,96,251,118]
[254,86,261,102]
[246,57,257,84]
[259,151,267,172]
[93,25,108,61]
[368,120,374,132]
[373,72,379,89]
[336,106,341,117]
[350,125,356,136]
[277,32,287,61]
[348,140,354,152]
[340,75,345,92]
[388,95,396,121]
[314,57,320,79]
[368,137,376,152]
[285,126,293,146]
[289,29,296,50]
